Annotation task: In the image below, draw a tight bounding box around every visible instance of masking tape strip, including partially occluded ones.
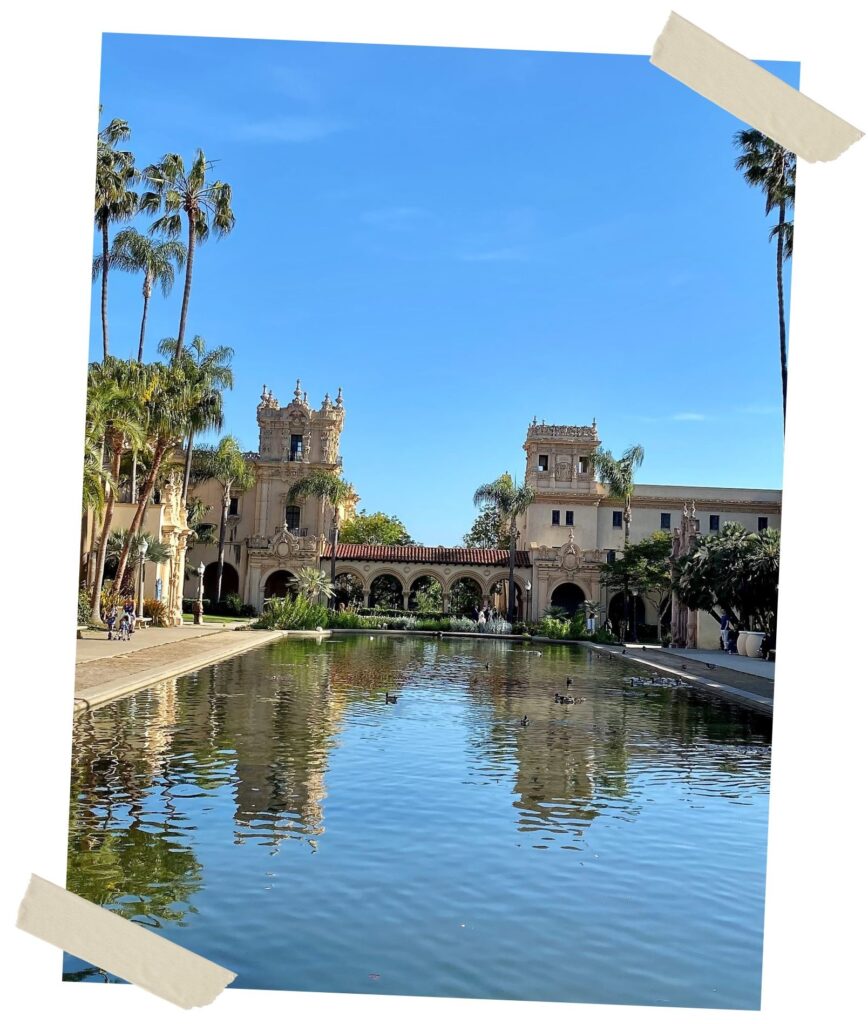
[651,12,863,162]
[17,875,236,1008]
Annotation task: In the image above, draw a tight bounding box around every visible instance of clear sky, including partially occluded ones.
[94,34,798,545]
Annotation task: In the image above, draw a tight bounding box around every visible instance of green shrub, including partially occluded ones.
[448,616,477,633]
[256,595,328,630]
[223,592,243,613]
[143,598,169,627]
[590,627,618,645]
[77,587,91,626]
[568,614,589,640]
[537,616,569,639]
[327,610,366,629]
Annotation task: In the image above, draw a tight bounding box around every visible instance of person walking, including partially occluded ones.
[477,608,486,631]
[105,605,117,641]
[123,597,136,634]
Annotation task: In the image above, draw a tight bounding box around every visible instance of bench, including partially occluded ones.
[135,616,153,630]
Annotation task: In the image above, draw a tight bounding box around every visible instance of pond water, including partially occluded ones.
[65,636,772,1008]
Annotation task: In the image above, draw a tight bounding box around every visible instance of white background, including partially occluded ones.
[1,1,865,1022]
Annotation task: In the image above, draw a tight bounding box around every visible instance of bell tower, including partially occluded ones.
[523,419,600,494]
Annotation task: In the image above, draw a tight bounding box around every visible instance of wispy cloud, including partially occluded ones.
[670,412,708,422]
[360,206,429,230]
[458,246,528,263]
[231,115,345,143]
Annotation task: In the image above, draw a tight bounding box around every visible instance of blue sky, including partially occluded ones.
[94,34,798,545]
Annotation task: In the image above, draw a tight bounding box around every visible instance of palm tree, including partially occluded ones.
[591,444,645,640]
[734,129,796,423]
[158,335,233,504]
[141,150,235,359]
[194,436,255,603]
[473,472,535,622]
[99,229,186,362]
[111,361,195,591]
[86,359,146,623]
[94,117,138,360]
[286,470,355,606]
[292,567,336,604]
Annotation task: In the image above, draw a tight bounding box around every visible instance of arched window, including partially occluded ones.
[285,503,301,531]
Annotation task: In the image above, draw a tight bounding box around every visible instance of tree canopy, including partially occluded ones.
[339,509,414,546]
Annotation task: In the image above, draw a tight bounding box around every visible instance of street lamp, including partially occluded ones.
[630,586,639,643]
[195,561,206,625]
[525,579,532,624]
[137,537,148,622]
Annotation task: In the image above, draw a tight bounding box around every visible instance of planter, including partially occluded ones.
[742,631,765,658]
[736,632,748,656]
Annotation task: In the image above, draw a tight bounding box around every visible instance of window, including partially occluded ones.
[660,512,671,529]
[551,509,560,526]
[228,496,239,516]
[607,550,617,564]
[538,454,549,472]
[758,516,769,532]
[577,457,589,474]
[612,510,623,529]
[289,434,304,461]
[709,515,720,531]
[285,504,301,530]
[565,510,574,527]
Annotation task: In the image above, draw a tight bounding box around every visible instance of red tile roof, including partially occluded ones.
[323,544,531,567]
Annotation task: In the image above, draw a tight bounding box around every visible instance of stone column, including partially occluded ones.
[401,592,410,611]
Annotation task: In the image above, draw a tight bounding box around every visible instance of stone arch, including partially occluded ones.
[369,573,403,609]
[408,573,445,612]
[549,581,586,617]
[263,569,297,600]
[487,574,528,620]
[333,569,365,608]
[447,575,484,616]
[608,591,646,639]
[204,561,240,604]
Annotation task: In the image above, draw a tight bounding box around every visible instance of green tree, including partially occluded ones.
[158,335,234,504]
[339,509,414,545]
[286,470,355,606]
[599,531,672,641]
[410,577,443,614]
[100,229,186,362]
[292,567,336,603]
[591,444,645,640]
[193,436,256,603]
[141,150,236,359]
[734,130,796,423]
[463,505,511,549]
[86,359,146,622]
[472,472,535,621]
[674,522,780,633]
[94,117,138,360]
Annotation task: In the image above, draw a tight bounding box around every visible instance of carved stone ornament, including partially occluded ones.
[558,529,581,573]
[555,461,572,483]
[269,525,301,558]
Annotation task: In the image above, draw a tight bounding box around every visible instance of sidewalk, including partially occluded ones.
[75,623,289,710]
[624,645,775,681]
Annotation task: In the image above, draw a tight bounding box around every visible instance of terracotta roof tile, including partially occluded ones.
[323,544,531,567]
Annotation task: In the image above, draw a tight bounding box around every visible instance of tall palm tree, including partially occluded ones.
[111,361,195,591]
[99,229,187,362]
[158,335,233,504]
[141,150,235,359]
[473,472,535,622]
[86,359,146,623]
[591,444,645,640]
[193,437,255,603]
[286,470,355,606]
[94,117,138,360]
[734,129,796,423]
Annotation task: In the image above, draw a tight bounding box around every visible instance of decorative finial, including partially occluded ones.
[303,391,308,405]
[322,392,331,409]
[261,384,268,399]
[592,417,597,429]
[532,415,537,425]
[336,386,343,407]
[294,378,303,402]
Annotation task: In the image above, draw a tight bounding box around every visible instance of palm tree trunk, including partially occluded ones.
[114,439,167,588]
[137,275,152,363]
[216,492,229,603]
[90,446,122,624]
[507,523,517,622]
[100,221,110,361]
[776,199,788,425]
[180,428,195,508]
[330,508,339,609]
[174,215,196,360]
[622,501,631,642]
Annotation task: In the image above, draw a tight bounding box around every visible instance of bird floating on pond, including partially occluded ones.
[385,692,398,704]
[520,715,529,726]
[566,677,573,687]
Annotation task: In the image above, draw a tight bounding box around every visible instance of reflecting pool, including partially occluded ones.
[65,636,771,1007]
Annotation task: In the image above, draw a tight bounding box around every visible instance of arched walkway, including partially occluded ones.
[369,573,403,609]
[409,574,443,612]
[264,569,296,600]
[334,571,364,608]
[488,576,527,620]
[549,582,586,617]
[204,561,240,603]
[448,576,483,616]
[608,592,646,639]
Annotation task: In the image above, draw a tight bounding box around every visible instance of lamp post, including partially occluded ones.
[630,586,639,643]
[194,561,205,625]
[137,537,148,623]
[525,579,532,625]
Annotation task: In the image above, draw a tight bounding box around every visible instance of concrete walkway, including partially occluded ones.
[605,643,774,713]
[75,624,290,711]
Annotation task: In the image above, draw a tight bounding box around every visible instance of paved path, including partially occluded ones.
[75,624,290,710]
[587,643,774,713]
